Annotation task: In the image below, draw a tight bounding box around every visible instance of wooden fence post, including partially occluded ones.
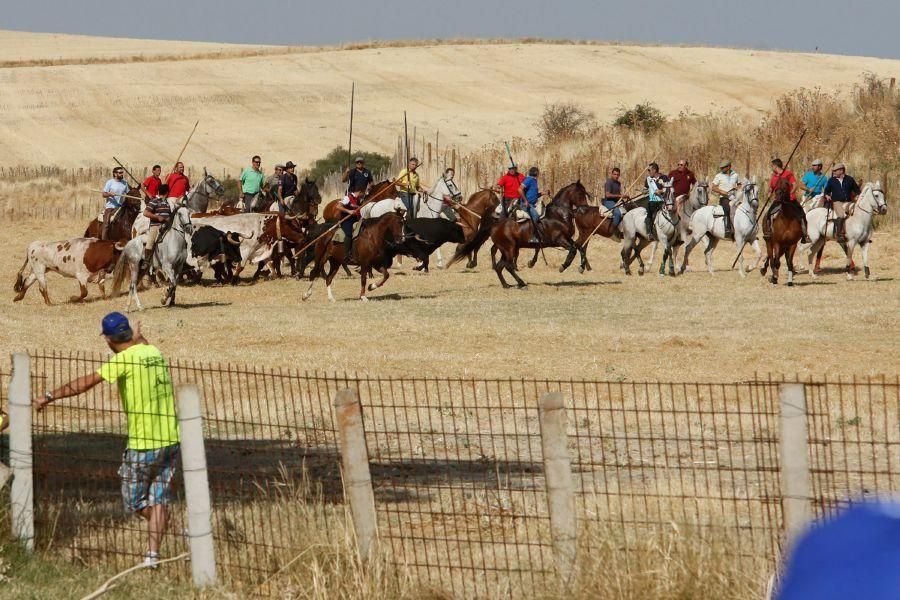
[9,352,34,551]
[780,383,811,547]
[334,388,377,562]
[176,384,217,587]
[538,392,576,585]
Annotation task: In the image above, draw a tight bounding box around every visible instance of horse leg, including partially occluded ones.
[635,239,650,276]
[359,263,369,301]
[576,239,588,274]
[559,238,579,273]
[647,240,658,271]
[785,244,797,287]
[862,241,871,280]
[750,239,763,272]
[620,239,634,276]
[704,237,720,275]
[368,266,390,292]
[435,247,444,270]
[770,245,781,285]
[507,255,528,289]
[658,247,668,276]
[491,244,498,269]
[528,248,539,269]
[846,239,857,281]
[324,259,341,303]
[679,237,699,274]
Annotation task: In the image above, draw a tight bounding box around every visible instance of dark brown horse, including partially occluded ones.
[760,180,804,286]
[571,204,625,271]
[83,185,142,240]
[321,180,396,222]
[474,181,590,288]
[451,189,500,269]
[301,211,405,302]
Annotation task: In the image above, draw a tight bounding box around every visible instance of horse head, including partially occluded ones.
[175,204,194,235]
[203,171,225,196]
[865,181,888,215]
[694,180,709,206]
[741,179,759,211]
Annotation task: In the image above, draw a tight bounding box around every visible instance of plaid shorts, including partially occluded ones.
[118,444,180,513]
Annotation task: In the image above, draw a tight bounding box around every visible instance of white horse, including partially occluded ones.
[111,205,193,310]
[413,178,462,269]
[679,178,761,277]
[803,181,887,280]
[620,184,681,277]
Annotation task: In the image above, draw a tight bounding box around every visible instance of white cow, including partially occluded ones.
[14,237,126,305]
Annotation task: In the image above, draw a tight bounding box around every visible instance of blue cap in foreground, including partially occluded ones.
[101,312,131,337]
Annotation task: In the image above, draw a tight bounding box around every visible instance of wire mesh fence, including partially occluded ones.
[2,352,898,596]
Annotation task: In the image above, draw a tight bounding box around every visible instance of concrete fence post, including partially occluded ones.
[334,388,377,562]
[9,352,34,551]
[779,383,812,547]
[176,384,217,587]
[538,392,576,585]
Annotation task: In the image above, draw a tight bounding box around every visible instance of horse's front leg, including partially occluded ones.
[527,248,539,269]
[368,266,390,292]
[862,241,872,280]
[846,240,858,281]
[559,239,579,273]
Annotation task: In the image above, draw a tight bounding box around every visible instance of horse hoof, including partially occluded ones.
[557,266,565,273]
[864,267,871,279]
[367,283,377,291]
[359,296,369,302]
[578,266,585,274]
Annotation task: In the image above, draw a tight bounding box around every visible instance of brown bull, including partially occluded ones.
[14,238,127,304]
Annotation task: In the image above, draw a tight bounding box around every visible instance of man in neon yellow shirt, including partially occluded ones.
[34,312,179,567]
[395,157,426,220]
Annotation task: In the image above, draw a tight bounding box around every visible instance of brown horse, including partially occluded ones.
[321,180,396,222]
[760,180,804,286]
[478,181,590,288]
[83,185,142,240]
[301,211,405,302]
[448,189,501,269]
[571,204,624,271]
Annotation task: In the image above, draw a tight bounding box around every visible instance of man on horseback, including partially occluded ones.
[799,159,827,205]
[263,164,284,208]
[497,164,525,218]
[520,167,546,242]
[768,158,808,242]
[143,184,172,262]
[277,161,299,213]
[823,163,860,244]
[240,155,265,213]
[336,182,366,264]
[711,160,740,239]
[101,167,131,240]
[644,163,667,241]
[396,158,426,221]
[342,157,373,195]
[668,159,696,199]
[165,162,190,202]
[431,167,462,221]
[142,165,162,202]
[603,167,627,233]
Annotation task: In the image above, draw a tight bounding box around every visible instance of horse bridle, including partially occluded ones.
[852,185,885,215]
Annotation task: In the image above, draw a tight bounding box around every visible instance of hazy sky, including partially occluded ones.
[2,0,898,59]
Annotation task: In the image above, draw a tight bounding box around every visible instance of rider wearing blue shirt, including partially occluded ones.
[520,167,544,241]
[800,159,828,201]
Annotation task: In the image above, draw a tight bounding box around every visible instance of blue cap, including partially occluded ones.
[101,312,131,337]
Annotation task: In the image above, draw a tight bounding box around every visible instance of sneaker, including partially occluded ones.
[142,552,160,569]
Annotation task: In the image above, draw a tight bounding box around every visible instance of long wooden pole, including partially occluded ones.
[90,189,144,202]
[347,83,355,170]
[111,157,141,187]
[731,128,807,268]
[170,120,199,175]
[583,160,655,249]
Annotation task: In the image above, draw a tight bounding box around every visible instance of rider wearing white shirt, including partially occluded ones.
[711,160,741,239]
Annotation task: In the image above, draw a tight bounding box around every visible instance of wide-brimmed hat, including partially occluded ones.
[354,156,365,163]
[833,162,846,171]
[284,161,297,169]
[811,159,823,166]
[720,159,732,168]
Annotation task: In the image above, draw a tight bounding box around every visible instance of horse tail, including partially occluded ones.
[448,223,493,268]
[110,250,131,297]
[13,256,30,293]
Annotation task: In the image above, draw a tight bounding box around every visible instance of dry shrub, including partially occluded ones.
[536,102,597,143]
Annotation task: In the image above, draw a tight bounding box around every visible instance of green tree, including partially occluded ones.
[308,147,392,183]
[614,102,666,133]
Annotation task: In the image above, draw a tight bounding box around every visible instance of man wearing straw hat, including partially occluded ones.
[711,159,741,239]
[33,313,180,568]
[823,163,860,244]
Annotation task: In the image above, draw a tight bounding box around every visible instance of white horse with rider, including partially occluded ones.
[802,181,887,280]
[679,178,762,277]
[620,180,681,276]
[111,204,193,310]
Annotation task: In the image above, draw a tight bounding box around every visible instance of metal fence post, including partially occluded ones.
[176,384,217,587]
[9,352,34,551]
[538,391,576,585]
[779,383,811,547]
[334,388,377,562]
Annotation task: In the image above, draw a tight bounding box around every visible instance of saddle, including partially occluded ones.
[331,220,363,244]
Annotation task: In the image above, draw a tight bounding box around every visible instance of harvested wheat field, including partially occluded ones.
[4,216,898,381]
[0,30,898,169]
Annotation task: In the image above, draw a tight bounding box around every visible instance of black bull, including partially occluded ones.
[191,226,243,284]
[395,218,465,272]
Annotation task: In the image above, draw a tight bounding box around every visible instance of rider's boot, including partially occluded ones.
[533,220,543,244]
[645,212,656,241]
[835,218,846,244]
[801,215,810,244]
[723,213,734,240]
[343,235,354,266]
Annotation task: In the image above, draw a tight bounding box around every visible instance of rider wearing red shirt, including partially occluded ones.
[497,165,525,218]
[165,162,190,199]
[142,165,162,199]
[768,157,808,242]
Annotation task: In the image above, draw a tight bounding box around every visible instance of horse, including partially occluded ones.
[447,189,500,269]
[185,169,226,214]
[321,180,397,222]
[266,177,322,218]
[301,211,405,302]
[475,181,589,288]
[111,204,194,309]
[759,181,804,286]
[679,178,761,277]
[803,181,887,280]
[83,185,142,240]
[619,183,680,276]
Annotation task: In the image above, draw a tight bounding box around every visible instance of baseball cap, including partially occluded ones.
[101,312,131,337]
[720,159,732,168]
[833,162,846,171]
[811,159,823,166]
[355,156,365,163]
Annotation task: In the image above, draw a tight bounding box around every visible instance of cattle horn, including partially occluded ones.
[284,213,300,221]
[114,240,127,251]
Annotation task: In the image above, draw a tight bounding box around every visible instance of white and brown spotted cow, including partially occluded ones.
[13,238,126,305]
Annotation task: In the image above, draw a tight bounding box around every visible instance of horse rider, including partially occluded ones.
[799,158,828,206]
[342,156,373,195]
[603,167,627,234]
[263,164,284,207]
[823,162,860,244]
[668,159,696,200]
[396,157,426,220]
[165,162,190,202]
[432,167,462,221]
[497,164,525,218]
[101,166,131,240]
[711,159,740,239]
[336,182,366,263]
[520,166,546,242]
[240,155,265,213]
[143,183,172,261]
[142,164,162,202]
[769,157,809,243]
[645,162,667,241]
[277,161,299,213]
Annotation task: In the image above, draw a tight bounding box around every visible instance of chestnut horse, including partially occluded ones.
[760,180,804,286]
[301,211,405,302]
[84,185,142,240]
[321,180,397,222]
[451,189,501,269]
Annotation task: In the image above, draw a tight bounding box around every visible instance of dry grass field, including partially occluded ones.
[0,30,897,171]
[4,216,898,381]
